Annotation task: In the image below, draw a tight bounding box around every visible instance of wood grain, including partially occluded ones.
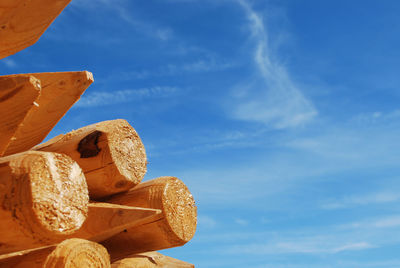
[0,75,41,156]
[0,0,72,59]
[0,151,89,254]
[0,238,110,268]
[35,119,147,199]
[2,71,93,156]
[111,252,194,268]
[71,203,161,243]
[102,176,197,260]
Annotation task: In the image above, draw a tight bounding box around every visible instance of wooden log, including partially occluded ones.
[0,238,110,268]
[0,0,72,59]
[44,238,111,268]
[2,71,94,156]
[71,203,161,243]
[102,177,197,260]
[35,119,147,199]
[0,75,41,156]
[0,151,89,254]
[111,252,194,268]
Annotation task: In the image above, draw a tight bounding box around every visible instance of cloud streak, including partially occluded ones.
[1,58,17,68]
[321,191,400,210]
[70,0,173,41]
[75,86,179,107]
[230,0,317,129]
[222,235,374,255]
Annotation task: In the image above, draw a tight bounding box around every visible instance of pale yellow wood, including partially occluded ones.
[71,203,161,243]
[0,151,89,254]
[35,119,147,199]
[0,239,110,268]
[103,177,197,259]
[0,0,72,59]
[0,75,41,155]
[0,244,53,268]
[2,71,94,156]
[44,239,111,268]
[111,252,194,268]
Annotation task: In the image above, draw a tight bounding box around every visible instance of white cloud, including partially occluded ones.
[229,0,317,129]
[103,56,235,82]
[342,215,400,229]
[165,57,234,74]
[70,0,173,41]
[373,216,400,228]
[75,86,179,107]
[321,191,400,210]
[234,218,249,226]
[224,237,374,255]
[197,215,217,229]
[2,58,17,68]
[352,109,400,125]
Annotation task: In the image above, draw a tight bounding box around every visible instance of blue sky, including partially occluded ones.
[2,0,400,267]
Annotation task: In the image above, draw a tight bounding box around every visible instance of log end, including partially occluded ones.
[11,151,89,238]
[44,238,111,268]
[161,177,197,244]
[111,252,195,268]
[102,119,147,191]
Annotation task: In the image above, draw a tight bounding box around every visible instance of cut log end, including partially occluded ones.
[104,176,197,256]
[111,252,194,268]
[106,119,147,188]
[44,238,110,268]
[36,119,147,198]
[162,177,197,243]
[10,151,89,237]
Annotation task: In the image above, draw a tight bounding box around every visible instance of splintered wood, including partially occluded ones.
[0,0,197,267]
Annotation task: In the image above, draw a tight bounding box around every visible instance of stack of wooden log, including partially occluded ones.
[0,1,197,267]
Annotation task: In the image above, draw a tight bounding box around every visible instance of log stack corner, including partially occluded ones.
[0,1,197,267]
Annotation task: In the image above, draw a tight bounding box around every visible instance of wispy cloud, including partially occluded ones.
[341,215,400,229]
[229,0,317,129]
[102,56,235,83]
[197,215,217,229]
[75,86,179,107]
[321,191,400,210]
[224,237,374,255]
[70,0,173,41]
[2,58,17,68]
[234,218,249,226]
[165,57,234,74]
[351,109,400,125]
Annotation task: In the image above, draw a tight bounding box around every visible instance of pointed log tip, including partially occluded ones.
[84,71,94,82]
